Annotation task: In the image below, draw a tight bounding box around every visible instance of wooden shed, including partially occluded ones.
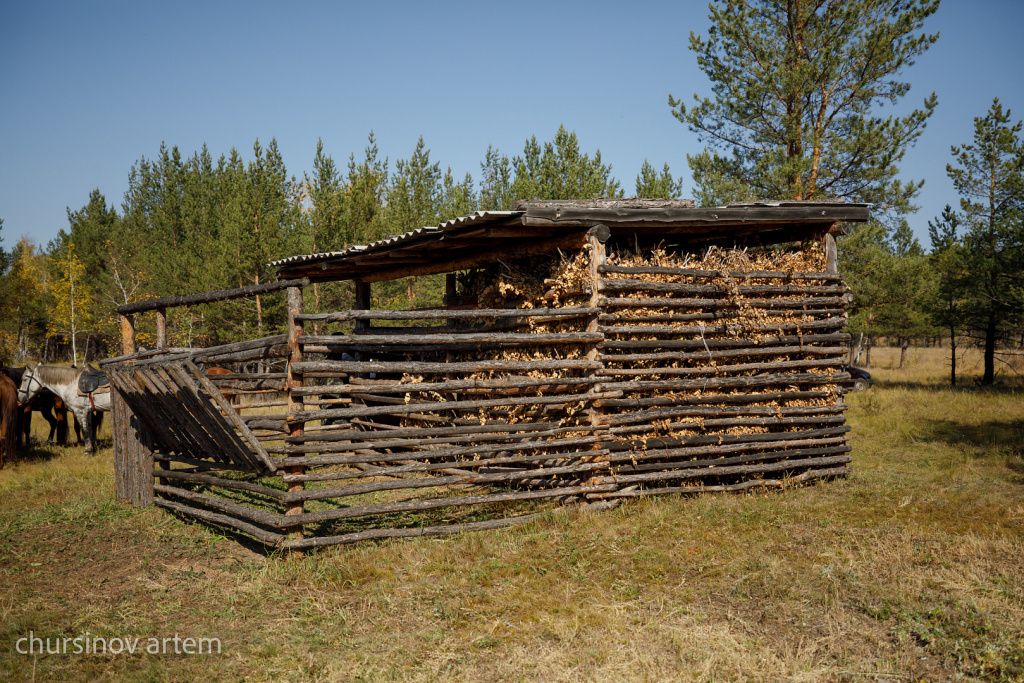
[103,198,869,551]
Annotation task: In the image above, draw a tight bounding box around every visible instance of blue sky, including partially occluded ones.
[2,0,1022,252]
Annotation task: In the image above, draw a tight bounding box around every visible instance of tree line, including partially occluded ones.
[0,126,679,364]
[2,0,1021,385]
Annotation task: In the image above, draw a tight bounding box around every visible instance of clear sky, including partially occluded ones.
[2,0,1022,252]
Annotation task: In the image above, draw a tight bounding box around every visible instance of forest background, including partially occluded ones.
[1,0,1022,387]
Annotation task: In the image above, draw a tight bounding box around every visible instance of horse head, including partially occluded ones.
[16,364,43,405]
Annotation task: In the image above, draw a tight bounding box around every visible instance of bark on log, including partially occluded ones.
[117,278,309,315]
[598,265,842,281]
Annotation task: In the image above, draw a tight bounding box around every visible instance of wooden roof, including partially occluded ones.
[272,199,870,284]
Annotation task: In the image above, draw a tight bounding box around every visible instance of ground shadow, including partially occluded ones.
[919,417,1024,481]
[871,378,1024,393]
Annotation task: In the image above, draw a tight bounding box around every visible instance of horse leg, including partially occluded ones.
[19,404,32,446]
[72,406,94,454]
[40,404,60,444]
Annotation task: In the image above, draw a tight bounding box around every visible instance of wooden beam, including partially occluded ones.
[117,278,310,315]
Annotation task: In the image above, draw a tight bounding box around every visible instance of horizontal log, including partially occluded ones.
[154,483,283,526]
[117,278,309,315]
[280,511,548,551]
[290,359,601,375]
[293,376,596,397]
[598,403,844,427]
[298,331,603,347]
[598,295,848,309]
[277,445,610,484]
[150,468,286,500]
[283,420,564,443]
[608,444,851,475]
[274,425,600,453]
[602,435,849,464]
[152,452,252,472]
[598,345,850,363]
[600,278,845,296]
[209,378,288,391]
[608,414,847,436]
[195,344,290,364]
[599,317,844,336]
[123,335,289,367]
[286,390,622,423]
[596,357,845,377]
[283,483,617,526]
[601,333,850,350]
[288,461,611,505]
[154,497,285,545]
[203,371,288,380]
[604,425,850,453]
[294,307,598,322]
[268,426,599,454]
[599,390,833,408]
[598,265,842,281]
[269,435,602,468]
[594,454,852,485]
[516,200,868,225]
[597,309,844,324]
[590,465,850,499]
[599,371,848,393]
[602,430,851,462]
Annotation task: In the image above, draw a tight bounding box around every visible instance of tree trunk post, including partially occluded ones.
[285,285,306,544]
[585,224,610,498]
[354,280,371,332]
[113,313,153,506]
[155,308,167,349]
[824,233,838,274]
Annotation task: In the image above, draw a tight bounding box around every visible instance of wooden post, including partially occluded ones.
[354,280,371,332]
[153,308,170,485]
[113,313,153,506]
[825,233,838,274]
[155,309,167,349]
[285,285,306,543]
[585,225,611,496]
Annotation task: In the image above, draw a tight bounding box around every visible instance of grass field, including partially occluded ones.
[1,346,1022,681]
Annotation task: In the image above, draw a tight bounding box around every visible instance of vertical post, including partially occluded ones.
[585,225,610,497]
[354,279,371,332]
[120,314,136,356]
[155,308,167,349]
[825,232,838,274]
[153,308,170,485]
[285,286,306,543]
[113,313,153,506]
[445,272,457,329]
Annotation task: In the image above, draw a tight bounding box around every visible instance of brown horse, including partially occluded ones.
[0,373,17,468]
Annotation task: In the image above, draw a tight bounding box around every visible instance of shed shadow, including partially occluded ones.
[919,418,1024,481]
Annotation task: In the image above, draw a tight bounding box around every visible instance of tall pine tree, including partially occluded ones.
[671,0,939,219]
[946,98,1024,384]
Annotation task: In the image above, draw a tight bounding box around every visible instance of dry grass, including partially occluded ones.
[1,345,1022,681]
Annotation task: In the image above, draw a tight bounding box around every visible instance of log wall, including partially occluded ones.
[105,239,852,550]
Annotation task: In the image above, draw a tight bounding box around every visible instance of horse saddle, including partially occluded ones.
[78,365,110,395]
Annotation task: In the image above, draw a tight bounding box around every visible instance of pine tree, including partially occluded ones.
[510,126,622,201]
[671,0,939,218]
[927,205,967,386]
[635,160,684,199]
[945,98,1024,384]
